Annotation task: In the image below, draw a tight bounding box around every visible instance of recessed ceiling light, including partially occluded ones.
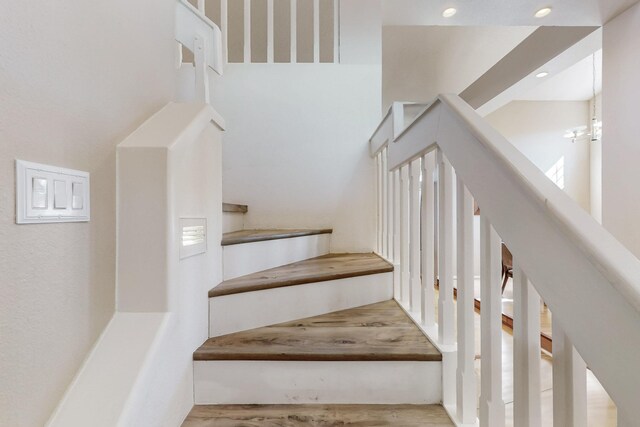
[535,7,552,18]
[536,71,549,78]
[442,8,457,18]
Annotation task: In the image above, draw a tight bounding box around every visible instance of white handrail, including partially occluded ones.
[175,0,224,76]
[370,94,640,426]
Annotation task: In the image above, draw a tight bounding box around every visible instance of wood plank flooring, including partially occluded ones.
[194,300,441,361]
[209,253,393,297]
[221,228,332,246]
[181,404,454,426]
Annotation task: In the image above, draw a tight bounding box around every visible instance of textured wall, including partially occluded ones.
[0,1,176,425]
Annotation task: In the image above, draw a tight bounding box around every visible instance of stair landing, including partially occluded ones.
[182,404,454,426]
[195,300,440,362]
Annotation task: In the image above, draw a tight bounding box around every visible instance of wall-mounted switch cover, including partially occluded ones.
[16,160,90,224]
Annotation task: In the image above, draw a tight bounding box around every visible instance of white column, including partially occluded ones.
[381,148,388,259]
[421,151,436,328]
[479,215,505,427]
[267,0,274,63]
[221,0,228,63]
[409,158,421,315]
[456,179,476,424]
[313,0,320,62]
[244,0,251,63]
[513,265,542,427]
[393,169,401,300]
[290,0,297,63]
[437,149,455,346]
[400,164,410,306]
[552,319,587,427]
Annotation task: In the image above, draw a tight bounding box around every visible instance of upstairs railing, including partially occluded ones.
[186,0,339,64]
[370,96,640,427]
[175,0,224,103]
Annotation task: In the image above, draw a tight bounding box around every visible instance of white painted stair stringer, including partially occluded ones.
[209,272,393,337]
[222,233,331,280]
[194,360,442,404]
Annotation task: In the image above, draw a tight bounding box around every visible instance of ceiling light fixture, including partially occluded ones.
[536,71,549,78]
[535,7,552,18]
[442,8,457,18]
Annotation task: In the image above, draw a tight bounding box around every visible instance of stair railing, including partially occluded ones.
[370,95,640,427]
[175,0,224,103]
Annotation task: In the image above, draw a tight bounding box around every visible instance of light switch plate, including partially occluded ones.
[16,160,90,224]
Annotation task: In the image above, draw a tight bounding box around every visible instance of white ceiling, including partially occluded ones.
[383,0,639,26]
[518,50,603,101]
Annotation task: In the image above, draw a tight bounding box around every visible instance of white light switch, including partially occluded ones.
[16,160,90,224]
[72,182,83,210]
[54,180,67,209]
[32,177,48,209]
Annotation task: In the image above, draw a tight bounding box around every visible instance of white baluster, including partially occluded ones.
[437,150,455,346]
[387,162,394,263]
[290,0,297,63]
[409,158,421,315]
[421,151,436,329]
[479,215,505,427]
[376,153,382,254]
[382,148,388,259]
[513,265,542,427]
[193,34,210,104]
[393,169,401,300]
[456,179,476,424]
[313,0,320,62]
[221,0,228,63]
[552,319,587,427]
[197,0,205,13]
[400,164,410,306]
[333,0,339,63]
[267,0,274,63]
[244,0,251,63]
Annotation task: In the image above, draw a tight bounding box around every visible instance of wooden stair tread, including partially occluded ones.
[209,253,393,297]
[222,228,332,246]
[194,301,442,362]
[222,203,248,213]
[182,404,454,426]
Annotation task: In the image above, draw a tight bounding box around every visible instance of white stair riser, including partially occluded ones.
[194,360,442,404]
[223,234,331,280]
[209,273,393,337]
[222,212,244,233]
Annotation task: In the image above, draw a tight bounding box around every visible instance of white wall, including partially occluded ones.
[382,26,535,110]
[212,64,381,252]
[486,101,592,211]
[0,1,176,426]
[590,94,603,223]
[602,2,640,258]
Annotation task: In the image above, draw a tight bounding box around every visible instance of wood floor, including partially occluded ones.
[181,404,454,426]
[209,253,393,297]
[194,300,441,361]
[221,228,332,246]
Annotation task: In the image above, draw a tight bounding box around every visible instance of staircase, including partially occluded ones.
[182,210,452,425]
